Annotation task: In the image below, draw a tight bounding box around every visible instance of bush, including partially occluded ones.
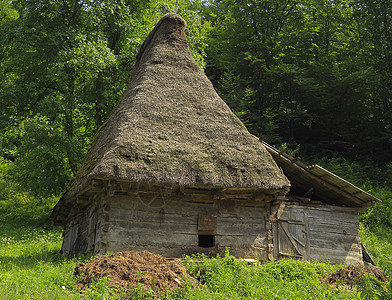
[183,250,357,299]
[0,157,59,226]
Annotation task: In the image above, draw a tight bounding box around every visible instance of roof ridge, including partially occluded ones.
[136,13,186,61]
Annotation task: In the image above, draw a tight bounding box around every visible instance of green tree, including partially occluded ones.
[203,0,391,163]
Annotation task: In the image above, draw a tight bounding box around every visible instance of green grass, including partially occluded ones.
[0,224,79,299]
[361,224,392,273]
[181,251,360,300]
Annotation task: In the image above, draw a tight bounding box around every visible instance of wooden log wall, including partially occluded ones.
[93,184,277,260]
[60,179,363,265]
[61,200,101,256]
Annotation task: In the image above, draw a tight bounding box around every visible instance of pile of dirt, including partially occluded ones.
[74,250,196,292]
[323,265,386,286]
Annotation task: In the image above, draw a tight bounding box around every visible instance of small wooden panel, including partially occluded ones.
[198,214,217,235]
[219,199,236,213]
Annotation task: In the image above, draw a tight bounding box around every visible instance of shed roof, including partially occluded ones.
[51,14,290,224]
[263,142,381,207]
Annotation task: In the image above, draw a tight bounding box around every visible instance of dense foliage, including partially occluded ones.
[203,0,392,165]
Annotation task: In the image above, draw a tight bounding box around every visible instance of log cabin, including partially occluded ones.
[51,13,379,265]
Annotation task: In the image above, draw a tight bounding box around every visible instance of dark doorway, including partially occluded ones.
[198,234,214,248]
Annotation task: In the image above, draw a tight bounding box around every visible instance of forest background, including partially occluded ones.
[1,0,392,269]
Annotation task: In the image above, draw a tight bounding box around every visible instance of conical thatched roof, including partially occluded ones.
[53,14,289,219]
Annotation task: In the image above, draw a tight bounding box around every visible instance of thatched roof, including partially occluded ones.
[52,13,289,221]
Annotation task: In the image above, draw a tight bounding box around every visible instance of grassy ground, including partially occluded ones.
[0,187,391,299]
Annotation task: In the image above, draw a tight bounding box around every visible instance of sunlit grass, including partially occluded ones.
[0,224,80,300]
[360,224,392,273]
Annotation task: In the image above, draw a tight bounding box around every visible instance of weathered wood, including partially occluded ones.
[198,214,217,234]
[217,223,267,236]
[272,201,363,264]
[106,214,267,237]
[215,234,268,248]
[309,248,362,265]
[109,195,268,219]
[309,234,361,249]
[308,221,359,235]
[272,221,279,259]
[279,222,303,255]
[61,181,365,265]
[286,202,360,213]
[304,211,310,260]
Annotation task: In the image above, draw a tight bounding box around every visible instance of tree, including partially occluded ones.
[203,0,391,164]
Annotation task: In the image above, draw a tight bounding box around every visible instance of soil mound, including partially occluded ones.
[74,250,195,292]
[324,265,386,286]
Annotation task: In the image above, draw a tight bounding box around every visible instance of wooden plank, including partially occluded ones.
[272,221,279,260]
[108,218,267,237]
[304,212,310,260]
[306,206,359,215]
[198,214,217,234]
[309,253,363,265]
[307,213,359,225]
[308,217,359,227]
[110,198,268,220]
[309,247,362,257]
[310,238,361,251]
[309,231,361,243]
[103,241,195,258]
[104,230,268,252]
[216,234,269,247]
[217,223,267,236]
[236,202,266,208]
[104,230,197,244]
[109,208,197,223]
[108,219,197,234]
[279,222,302,256]
[286,203,360,214]
[279,252,302,258]
[108,207,266,225]
[110,196,219,215]
[309,222,359,235]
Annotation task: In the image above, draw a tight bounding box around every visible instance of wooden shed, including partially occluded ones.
[263,142,380,264]
[51,13,379,264]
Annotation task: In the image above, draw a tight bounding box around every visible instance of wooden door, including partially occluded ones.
[273,206,309,260]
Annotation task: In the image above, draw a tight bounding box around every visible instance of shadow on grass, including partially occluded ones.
[0,249,93,271]
[0,249,66,269]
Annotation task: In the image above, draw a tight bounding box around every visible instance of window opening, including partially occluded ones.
[198,234,214,248]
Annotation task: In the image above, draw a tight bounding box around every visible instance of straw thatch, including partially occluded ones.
[54,14,289,214]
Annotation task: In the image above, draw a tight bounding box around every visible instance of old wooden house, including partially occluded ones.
[51,14,379,264]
